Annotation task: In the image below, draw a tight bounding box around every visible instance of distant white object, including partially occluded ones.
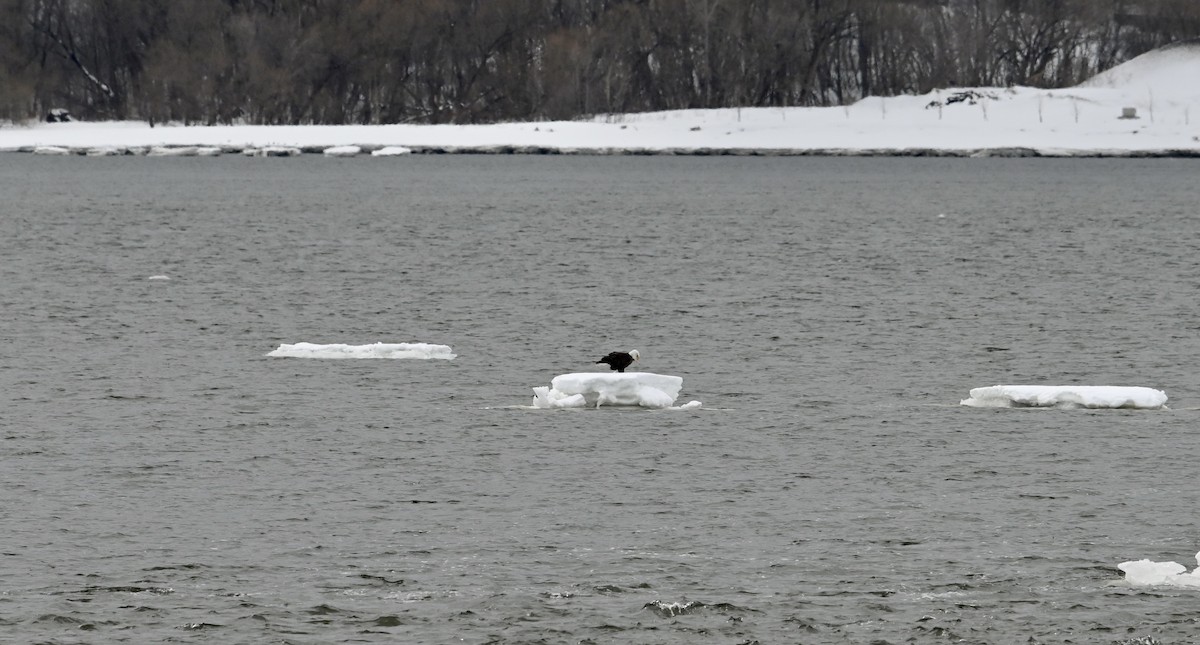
[1118,552,1200,588]
[148,146,199,156]
[87,146,123,156]
[33,146,71,155]
[532,372,700,409]
[267,342,456,360]
[960,385,1167,409]
[147,275,171,280]
[371,146,413,156]
[244,146,301,157]
[323,145,361,157]
[1120,107,1138,119]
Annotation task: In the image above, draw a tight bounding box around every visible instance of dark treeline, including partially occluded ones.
[1,0,1198,125]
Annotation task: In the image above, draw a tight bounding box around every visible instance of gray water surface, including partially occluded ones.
[2,155,1199,644]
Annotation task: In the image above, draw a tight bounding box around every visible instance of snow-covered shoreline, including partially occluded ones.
[4,45,1199,159]
[6,141,1200,158]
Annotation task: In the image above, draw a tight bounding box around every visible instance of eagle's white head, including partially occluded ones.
[629,349,641,362]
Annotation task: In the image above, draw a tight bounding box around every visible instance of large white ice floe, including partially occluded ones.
[960,385,1167,409]
[531,372,701,409]
[267,342,455,360]
[1117,552,1200,588]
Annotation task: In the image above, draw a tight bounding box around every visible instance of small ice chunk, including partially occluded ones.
[148,146,199,156]
[372,146,413,156]
[244,146,302,157]
[531,386,588,409]
[323,145,362,157]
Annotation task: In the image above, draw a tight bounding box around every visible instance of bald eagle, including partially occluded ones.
[597,349,640,373]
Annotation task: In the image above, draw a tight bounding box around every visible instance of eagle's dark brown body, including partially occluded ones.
[596,349,640,372]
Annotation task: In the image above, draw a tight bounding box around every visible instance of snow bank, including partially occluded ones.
[267,342,455,360]
[1118,552,1200,588]
[1081,42,1200,98]
[960,385,1167,409]
[531,372,700,409]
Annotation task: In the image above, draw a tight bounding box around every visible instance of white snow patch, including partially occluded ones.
[531,372,699,409]
[267,342,456,360]
[1081,42,1200,97]
[147,275,171,280]
[1118,552,1200,588]
[960,385,1167,409]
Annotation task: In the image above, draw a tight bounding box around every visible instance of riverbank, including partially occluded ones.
[4,44,1198,158]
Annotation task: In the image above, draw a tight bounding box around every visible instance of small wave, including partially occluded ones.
[179,622,222,630]
[266,342,456,360]
[53,585,174,596]
[35,614,87,625]
[370,615,405,627]
[306,603,345,615]
[644,600,705,617]
[643,599,755,618]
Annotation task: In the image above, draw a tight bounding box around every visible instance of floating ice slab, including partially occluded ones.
[960,385,1167,409]
[532,372,700,409]
[323,145,361,157]
[267,342,455,360]
[1118,552,1200,588]
[244,146,301,157]
[371,146,412,156]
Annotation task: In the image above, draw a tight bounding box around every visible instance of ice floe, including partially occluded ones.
[960,385,1167,409]
[323,145,361,157]
[371,146,413,156]
[1118,552,1200,588]
[532,372,701,409]
[267,342,455,360]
